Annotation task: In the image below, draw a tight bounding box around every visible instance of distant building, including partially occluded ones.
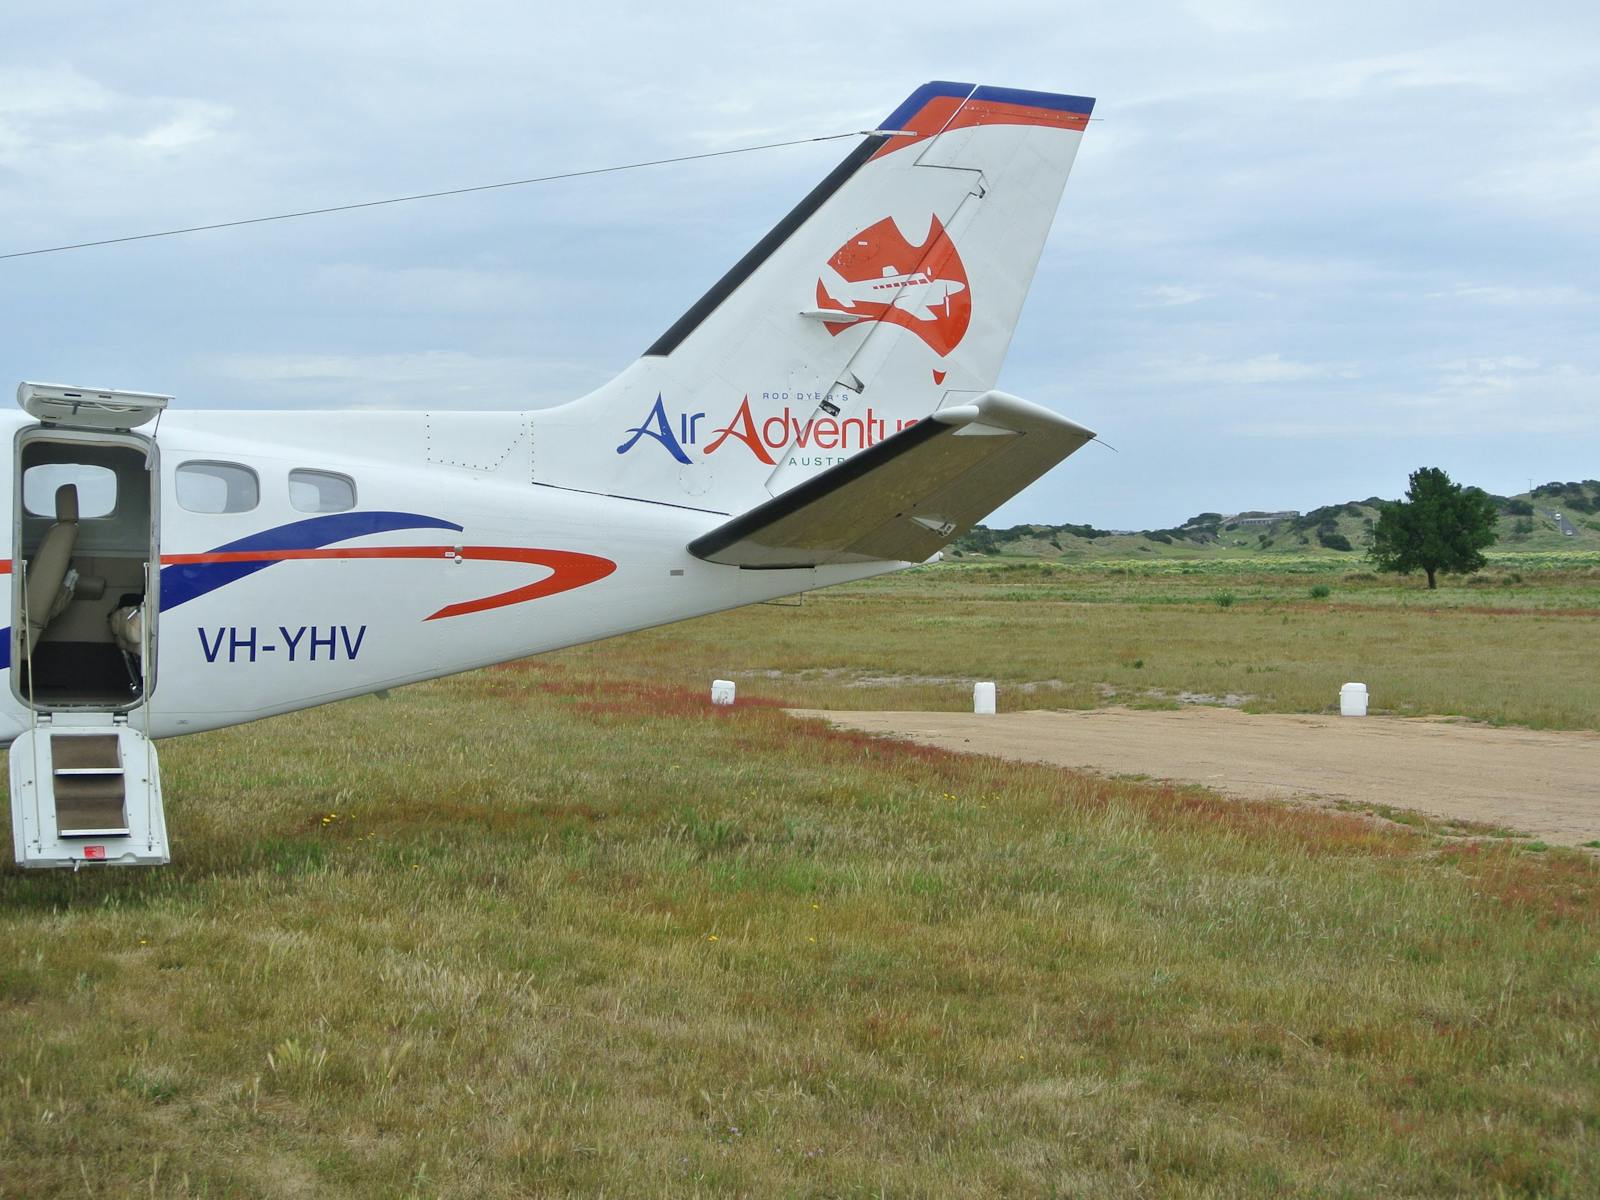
[1228,511,1299,527]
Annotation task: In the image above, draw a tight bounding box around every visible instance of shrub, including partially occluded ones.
[1309,584,1331,599]
[1318,531,1353,551]
[1213,592,1236,608]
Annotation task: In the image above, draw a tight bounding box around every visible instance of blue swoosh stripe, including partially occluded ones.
[1,511,462,672]
[158,511,462,610]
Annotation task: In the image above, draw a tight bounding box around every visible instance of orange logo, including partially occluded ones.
[815,215,971,356]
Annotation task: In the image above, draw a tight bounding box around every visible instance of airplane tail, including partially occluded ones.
[530,82,1094,520]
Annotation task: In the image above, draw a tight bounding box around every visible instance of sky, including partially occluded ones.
[2,1,1596,529]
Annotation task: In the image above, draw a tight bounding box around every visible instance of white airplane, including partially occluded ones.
[4,81,1096,869]
[818,262,967,322]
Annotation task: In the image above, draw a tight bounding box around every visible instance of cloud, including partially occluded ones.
[1150,354,1356,386]
[1140,284,1211,306]
[1430,357,1599,426]
[1434,355,1542,383]
[1181,0,1290,33]
[1427,284,1593,306]
[1232,357,1598,438]
[0,63,116,120]
[1291,46,1517,101]
[0,63,232,171]
[1476,107,1600,223]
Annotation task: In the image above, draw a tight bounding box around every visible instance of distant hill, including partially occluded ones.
[952,480,1600,560]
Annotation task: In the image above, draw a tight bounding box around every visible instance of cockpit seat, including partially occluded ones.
[24,484,81,653]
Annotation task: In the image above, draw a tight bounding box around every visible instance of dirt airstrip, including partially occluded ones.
[789,706,1600,847]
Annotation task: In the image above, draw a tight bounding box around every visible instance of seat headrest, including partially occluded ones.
[55,484,79,522]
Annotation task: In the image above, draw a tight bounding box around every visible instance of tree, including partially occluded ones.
[1370,467,1498,588]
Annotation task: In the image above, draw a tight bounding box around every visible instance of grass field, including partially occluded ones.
[2,561,1598,1196]
[556,556,1600,729]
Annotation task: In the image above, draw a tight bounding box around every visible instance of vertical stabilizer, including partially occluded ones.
[531,82,1094,516]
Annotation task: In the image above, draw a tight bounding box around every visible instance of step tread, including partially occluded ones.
[50,734,122,772]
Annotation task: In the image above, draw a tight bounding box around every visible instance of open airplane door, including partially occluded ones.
[9,383,170,868]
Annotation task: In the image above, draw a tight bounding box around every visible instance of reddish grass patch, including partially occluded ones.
[1152,781,1416,858]
[781,713,976,766]
[779,710,1418,860]
[485,662,787,718]
[1436,842,1600,926]
[479,662,1600,920]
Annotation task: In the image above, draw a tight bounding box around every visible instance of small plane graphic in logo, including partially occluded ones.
[813,215,971,356]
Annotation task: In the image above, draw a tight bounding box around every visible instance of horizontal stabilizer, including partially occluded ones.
[687,392,1093,568]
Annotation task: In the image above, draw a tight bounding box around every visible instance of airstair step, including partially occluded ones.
[51,734,121,771]
[50,735,129,836]
[55,774,128,836]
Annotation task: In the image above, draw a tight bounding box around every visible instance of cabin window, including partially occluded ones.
[176,461,260,514]
[288,469,356,514]
[22,463,118,518]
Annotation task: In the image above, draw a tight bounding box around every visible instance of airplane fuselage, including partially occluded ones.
[0,407,892,747]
